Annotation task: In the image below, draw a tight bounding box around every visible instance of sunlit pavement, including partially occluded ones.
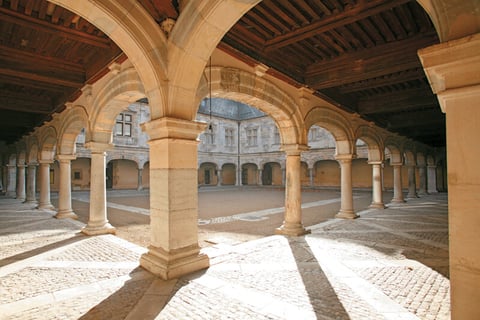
[0,193,449,319]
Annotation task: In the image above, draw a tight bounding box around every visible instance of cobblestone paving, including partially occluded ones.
[0,192,450,320]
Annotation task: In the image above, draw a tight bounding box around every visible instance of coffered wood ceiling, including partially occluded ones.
[0,0,445,148]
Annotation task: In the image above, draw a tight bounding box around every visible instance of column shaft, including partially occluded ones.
[391,164,405,203]
[369,162,385,208]
[336,156,358,219]
[418,166,428,195]
[37,162,54,210]
[16,165,26,200]
[276,148,310,236]
[55,156,78,219]
[25,164,37,203]
[427,166,438,193]
[6,164,17,198]
[258,169,262,185]
[406,165,417,198]
[82,147,115,235]
[309,168,314,187]
[137,168,143,191]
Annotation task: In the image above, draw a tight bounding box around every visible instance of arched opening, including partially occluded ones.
[314,160,340,187]
[106,159,139,190]
[199,162,218,186]
[262,162,282,186]
[241,163,258,186]
[221,163,236,186]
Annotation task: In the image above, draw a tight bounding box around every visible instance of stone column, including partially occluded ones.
[16,164,26,200]
[139,118,209,280]
[282,168,286,185]
[55,155,78,219]
[309,168,314,187]
[82,142,115,235]
[406,165,417,198]
[390,163,405,203]
[418,165,428,195]
[236,166,242,186]
[427,165,438,193]
[217,169,223,186]
[37,161,54,210]
[258,169,262,185]
[419,34,480,319]
[335,154,358,219]
[369,161,385,209]
[137,168,143,191]
[6,164,17,198]
[25,163,38,204]
[276,145,310,236]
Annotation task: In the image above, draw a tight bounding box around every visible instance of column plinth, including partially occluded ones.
[139,117,209,279]
[276,145,310,236]
[335,154,358,219]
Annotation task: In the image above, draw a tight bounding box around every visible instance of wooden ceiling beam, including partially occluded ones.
[306,33,437,89]
[338,68,427,93]
[264,0,411,51]
[0,66,83,88]
[0,8,111,48]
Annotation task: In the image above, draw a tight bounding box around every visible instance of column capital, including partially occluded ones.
[142,117,207,141]
[335,153,356,161]
[367,160,383,165]
[390,162,403,167]
[38,159,54,165]
[85,141,113,153]
[27,162,38,166]
[56,154,77,162]
[16,164,27,168]
[281,144,309,155]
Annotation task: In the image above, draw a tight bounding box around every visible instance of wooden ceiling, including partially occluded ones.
[0,0,445,148]
[0,0,122,144]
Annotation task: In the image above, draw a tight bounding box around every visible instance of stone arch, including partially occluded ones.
[8,152,16,165]
[49,0,167,118]
[199,162,219,186]
[90,68,146,143]
[354,125,384,162]
[106,154,140,168]
[16,142,27,165]
[57,105,89,155]
[167,1,260,120]
[416,0,480,42]
[427,154,436,166]
[26,137,39,164]
[304,107,355,155]
[199,66,304,146]
[221,163,236,185]
[38,127,58,161]
[384,137,404,164]
[417,152,427,166]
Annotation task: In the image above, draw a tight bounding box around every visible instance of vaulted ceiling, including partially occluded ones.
[0,0,445,148]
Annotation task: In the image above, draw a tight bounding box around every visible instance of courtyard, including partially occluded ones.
[0,188,449,319]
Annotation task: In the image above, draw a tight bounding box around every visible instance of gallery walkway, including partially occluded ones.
[0,193,449,319]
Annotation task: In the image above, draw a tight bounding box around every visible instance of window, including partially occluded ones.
[204,126,215,145]
[246,128,258,146]
[225,128,234,146]
[73,171,81,180]
[308,127,320,141]
[115,113,132,137]
[273,127,280,144]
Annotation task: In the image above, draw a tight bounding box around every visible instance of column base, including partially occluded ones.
[369,202,386,209]
[140,245,209,280]
[275,223,311,236]
[37,203,55,211]
[6,192,16,198]
[335,210,359,219]
[389,199,406,206]
[55,210,78,220]
[24,200,38,207]
[82,222,116,236]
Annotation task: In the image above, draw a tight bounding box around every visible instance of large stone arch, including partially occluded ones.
[16,142,27,165]
[57,105,89,155]
[417,0,480,42]
[304,107,355,155]
[90,68,146,143]
[199,66,305,146]
[26,137,39,164]
[354,125,384,162]
[49,0,167,118]
[167,0,261,120]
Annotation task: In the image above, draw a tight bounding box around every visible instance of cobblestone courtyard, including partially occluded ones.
[0,188,449,319]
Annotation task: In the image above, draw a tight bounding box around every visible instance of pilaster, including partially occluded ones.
[140,117,209,279]
[419,32,480,319]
